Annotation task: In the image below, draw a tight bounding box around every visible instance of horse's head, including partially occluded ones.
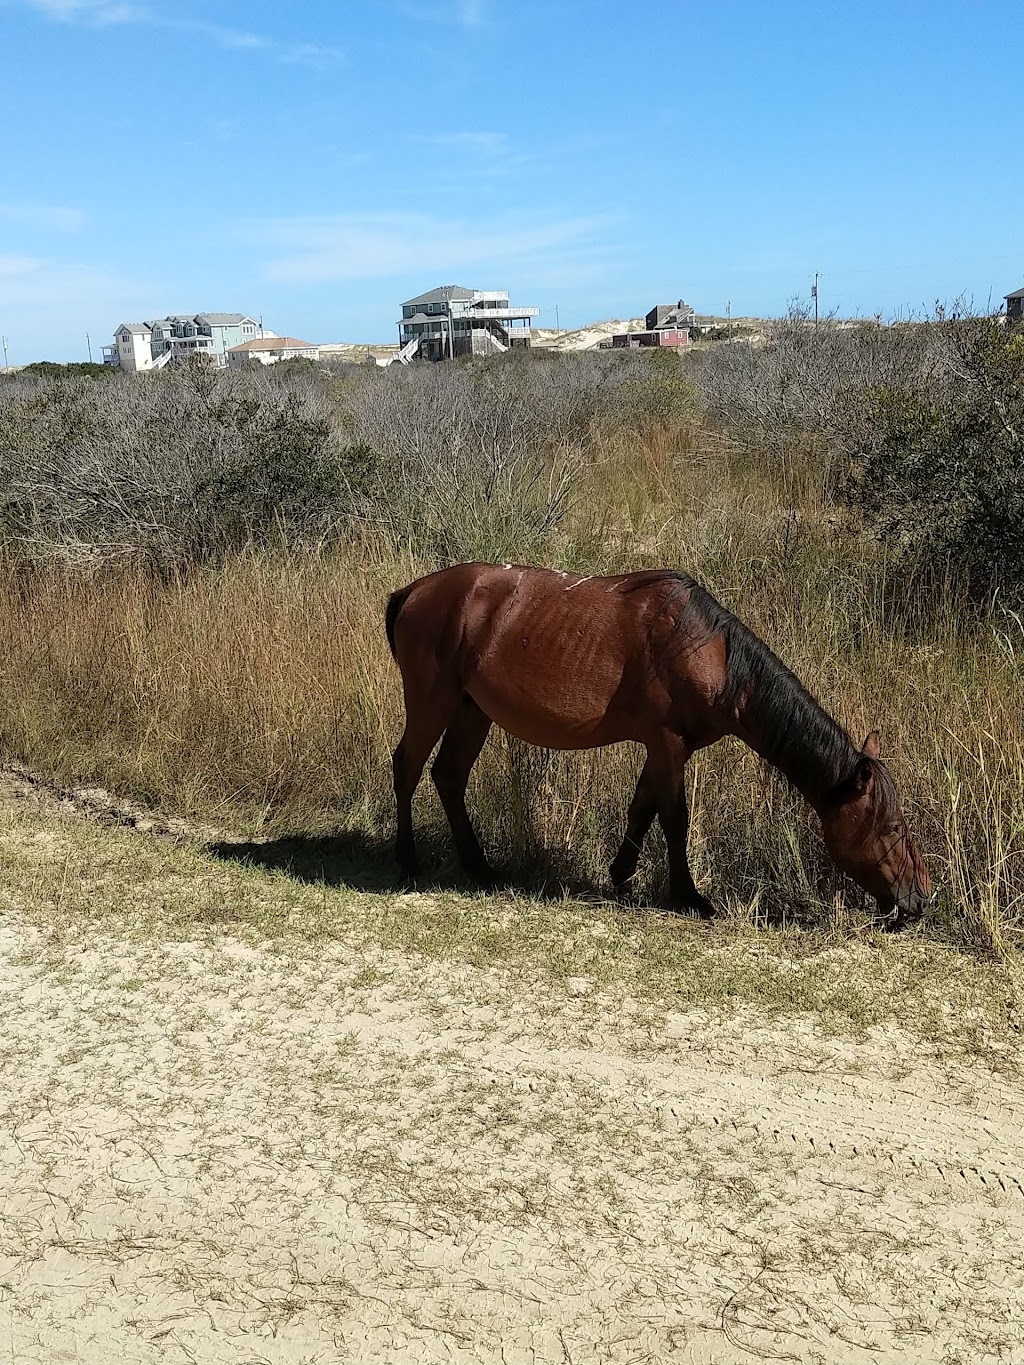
[819,732,933,929]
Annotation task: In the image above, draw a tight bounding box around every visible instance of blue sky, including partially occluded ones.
[0,0,1021,361]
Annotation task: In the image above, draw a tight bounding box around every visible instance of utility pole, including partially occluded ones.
[726,300,731,336]
[86,332,92,362]
[812,272,820,325]
[555,304,560,333]
[1,336,8,370]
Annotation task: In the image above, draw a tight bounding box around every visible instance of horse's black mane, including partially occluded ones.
[627,570,891,811]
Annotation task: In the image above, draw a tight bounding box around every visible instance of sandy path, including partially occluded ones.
[2,909,1023,1364]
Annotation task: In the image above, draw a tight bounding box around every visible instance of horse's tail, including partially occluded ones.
[385,584,414,660]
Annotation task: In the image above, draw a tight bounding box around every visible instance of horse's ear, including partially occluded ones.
[861,731,881,759]
[851,756,875,798]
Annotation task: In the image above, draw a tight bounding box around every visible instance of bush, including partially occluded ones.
[683,311,939,454]
[344,349,695,563]
[4,361,116,382]
[0,349,692,570]
[0,365,365,568]
[842,319,1024,605]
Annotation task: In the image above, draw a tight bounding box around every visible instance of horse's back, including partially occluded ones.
[387,564,690,747]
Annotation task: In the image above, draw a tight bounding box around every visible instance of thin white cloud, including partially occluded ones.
[408,129,540,178]
[245,211,613,285]
[11,1,344,65]
[0,253,137,307]
[390,0,488,28]
[174,20,344,66]
[0,254,163,363]
[414,131,508,156]
[407,128,622,187]
[0,202,87,232]
[19,0,144,21]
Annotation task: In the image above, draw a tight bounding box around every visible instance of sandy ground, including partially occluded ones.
[2,880,1023,1365]
[532,321,645,352]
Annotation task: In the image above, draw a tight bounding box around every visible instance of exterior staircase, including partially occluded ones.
[395,335,421,365]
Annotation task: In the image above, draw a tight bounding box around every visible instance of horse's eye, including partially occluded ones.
[885,824,901,836]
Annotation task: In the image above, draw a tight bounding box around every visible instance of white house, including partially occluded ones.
[227,336,321,369]
[103,314,276,371]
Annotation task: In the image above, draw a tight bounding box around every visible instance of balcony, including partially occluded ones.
[399,328,446,343]
[463,306,539,321]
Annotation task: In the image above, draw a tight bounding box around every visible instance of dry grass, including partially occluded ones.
[0,424,1020,953]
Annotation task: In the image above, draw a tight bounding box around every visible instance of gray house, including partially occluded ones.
[396,285,539,362]
[646,300,696,331]
[1006,286,1024,325]
[103,313,270,371]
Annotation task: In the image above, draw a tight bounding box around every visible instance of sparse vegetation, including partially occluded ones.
[0,322,1020,952]
[1,326,1022,1365]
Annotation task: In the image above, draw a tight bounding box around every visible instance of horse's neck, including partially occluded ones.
[730,686,859,813]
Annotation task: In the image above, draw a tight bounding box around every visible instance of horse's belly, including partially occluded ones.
[466,673,630,750]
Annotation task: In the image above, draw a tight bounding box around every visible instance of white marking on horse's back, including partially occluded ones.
[564,575,593,591]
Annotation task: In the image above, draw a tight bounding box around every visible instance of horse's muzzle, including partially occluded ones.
[876,887,936,932]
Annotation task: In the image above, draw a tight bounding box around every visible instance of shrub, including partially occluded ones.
[4,361,116,382]
[842,319,1024,605]
[0,349,690,570]
[0,367,363,568]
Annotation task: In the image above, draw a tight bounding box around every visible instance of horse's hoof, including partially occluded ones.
[879,909,920,934]
[666,895,716,921]
[609,860,638,891]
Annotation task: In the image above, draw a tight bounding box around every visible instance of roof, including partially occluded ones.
[195,313,258,326]
[402,285,476,307]
[1005,287,1024,301]
[117,322,151,334]
[228,336,317,352]
[140,313,259,329]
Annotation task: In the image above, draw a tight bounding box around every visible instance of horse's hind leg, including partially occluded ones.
[431,695,494,885]
[609,753,659,892]
[393,688,458,884]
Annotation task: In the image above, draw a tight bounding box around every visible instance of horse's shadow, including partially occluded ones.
[205,828,615,905]
[205,830,831,929]
[207,830,399,892]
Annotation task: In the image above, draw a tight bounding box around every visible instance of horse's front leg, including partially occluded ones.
[653,733,715,920]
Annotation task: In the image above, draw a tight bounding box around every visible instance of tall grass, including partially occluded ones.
[0,413,1020,949]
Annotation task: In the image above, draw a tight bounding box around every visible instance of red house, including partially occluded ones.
[611,300,694,349]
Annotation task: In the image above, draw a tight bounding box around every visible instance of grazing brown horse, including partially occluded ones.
[386,564,932,928]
